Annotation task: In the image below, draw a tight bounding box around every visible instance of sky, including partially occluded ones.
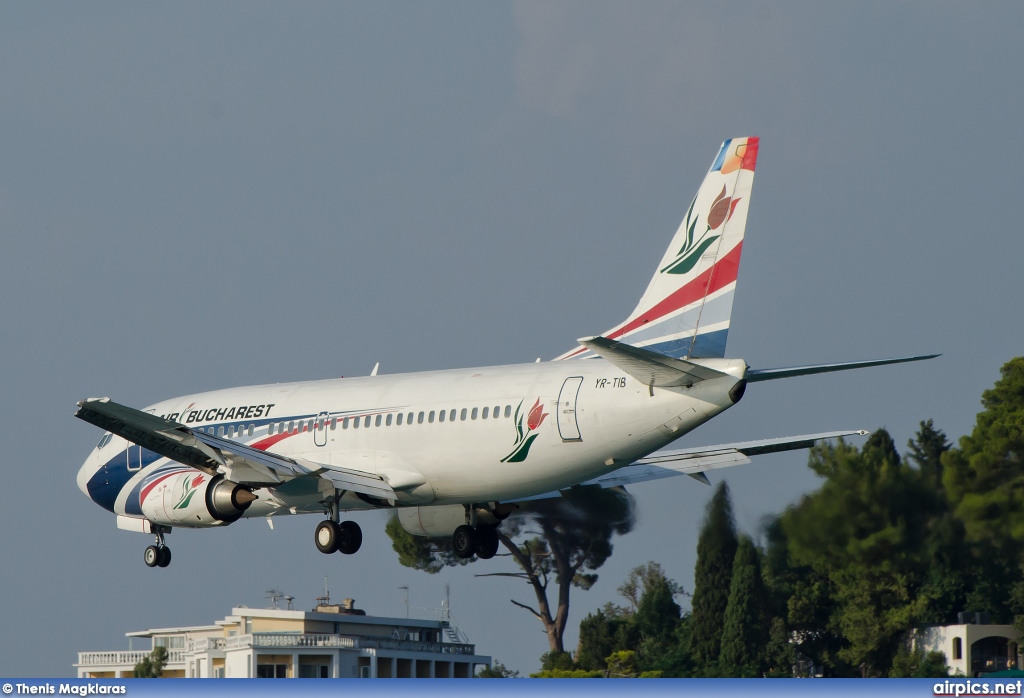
[2,1,1023,678]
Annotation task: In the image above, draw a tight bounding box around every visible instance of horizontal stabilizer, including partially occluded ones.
[578,336,729,388]
[746,355,939,382]
[75,398,395,499]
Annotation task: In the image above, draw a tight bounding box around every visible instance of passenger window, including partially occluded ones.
[342,417,348,429]
[471,407,478,420]
[364,415,371,428]
[439,410,446,423]
[407,412,414,424]
[353,417,360,429]
[287,421,293,433]
[418,411,424,424]
[461,408,467,421]
[449,409,456,421]
[504,405,511,418]
[217,426,225,436]
[494,405,500,417]
[482,407,489,419]
[386,414,393,426]
[308,419,314,431]
[248,425,254,437]
[397,413,404,426]
[375,414,382,427]
[268,423,275,436]
[428,411,435,423]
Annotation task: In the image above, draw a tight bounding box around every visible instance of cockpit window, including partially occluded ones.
[97,433,113,449]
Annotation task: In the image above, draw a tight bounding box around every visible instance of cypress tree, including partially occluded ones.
[719,535,769,676]
[688,481,738,674]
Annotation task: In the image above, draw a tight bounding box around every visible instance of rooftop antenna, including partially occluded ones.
[265,587,284,609]
[316,576,330,607]
[399,586,409,618]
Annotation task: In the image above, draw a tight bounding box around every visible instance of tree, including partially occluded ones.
[943,357,1024,620]
[688,481,738,674]
[477,660,520,678]
[132,646,168,678]
[907,419,951,491]
[781,431,944,676]
[385,486,635,655]
[719,535,770,676]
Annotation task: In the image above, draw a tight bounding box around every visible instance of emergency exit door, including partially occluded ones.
[557,376,584,442]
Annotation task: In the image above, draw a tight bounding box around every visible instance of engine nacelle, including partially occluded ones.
[397,503,513,537]
[140,472,255,528]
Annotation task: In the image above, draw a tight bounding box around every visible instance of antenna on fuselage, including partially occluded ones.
[370,362,380,377]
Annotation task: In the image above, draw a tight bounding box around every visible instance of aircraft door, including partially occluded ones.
[314,411,329,447]
[557,376,584,442]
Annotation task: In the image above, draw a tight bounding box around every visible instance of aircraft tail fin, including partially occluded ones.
[557,137,758,360]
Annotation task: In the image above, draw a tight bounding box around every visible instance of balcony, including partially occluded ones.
[77,650,185,667]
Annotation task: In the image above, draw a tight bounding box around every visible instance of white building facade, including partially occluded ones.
[908,622,1021,677]
[76,602,490,679]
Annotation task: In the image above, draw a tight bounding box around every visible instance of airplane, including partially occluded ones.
[74,136,937,568]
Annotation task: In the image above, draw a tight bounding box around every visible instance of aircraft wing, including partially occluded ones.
[512,430,866,501]
[74,398,395,499]
[578,335,729,388]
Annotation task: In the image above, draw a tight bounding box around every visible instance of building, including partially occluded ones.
[908,614,1021,677]
[76,597,491,679]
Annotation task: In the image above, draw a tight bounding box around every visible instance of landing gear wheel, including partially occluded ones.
[336,521,362,555]
[452,525,477,559]
[157,546,172,567]
[144,545,161,568]
[475,527,500,559]
[315,520,340,554]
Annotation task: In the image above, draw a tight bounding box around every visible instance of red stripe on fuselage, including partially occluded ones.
[140,469,189,504]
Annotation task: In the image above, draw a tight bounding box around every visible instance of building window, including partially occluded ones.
[953,636,963,660]
[256,664,288,678]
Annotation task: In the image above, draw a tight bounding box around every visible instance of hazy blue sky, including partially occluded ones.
[2,1,1023,677]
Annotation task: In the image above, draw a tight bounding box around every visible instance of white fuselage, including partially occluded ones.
[77,358,746,523]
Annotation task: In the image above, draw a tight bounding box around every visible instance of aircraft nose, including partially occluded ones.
[77,450,99,497]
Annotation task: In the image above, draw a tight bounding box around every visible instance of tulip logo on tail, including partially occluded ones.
[501,399,548,463]
[174,474,206,510]
[660,185,741,275]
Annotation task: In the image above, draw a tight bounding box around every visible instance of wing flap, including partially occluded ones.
[509,429,865,501]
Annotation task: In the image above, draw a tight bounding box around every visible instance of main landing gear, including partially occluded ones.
[314,520,363,555]
[144,528,171,568]
[315,498,362,555]
[452,519,501,560]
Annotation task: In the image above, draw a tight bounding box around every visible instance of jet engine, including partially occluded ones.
[397,503,515,537]
[140,472,256,528]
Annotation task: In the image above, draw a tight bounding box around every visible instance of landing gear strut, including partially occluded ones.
[144,528,171,568]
